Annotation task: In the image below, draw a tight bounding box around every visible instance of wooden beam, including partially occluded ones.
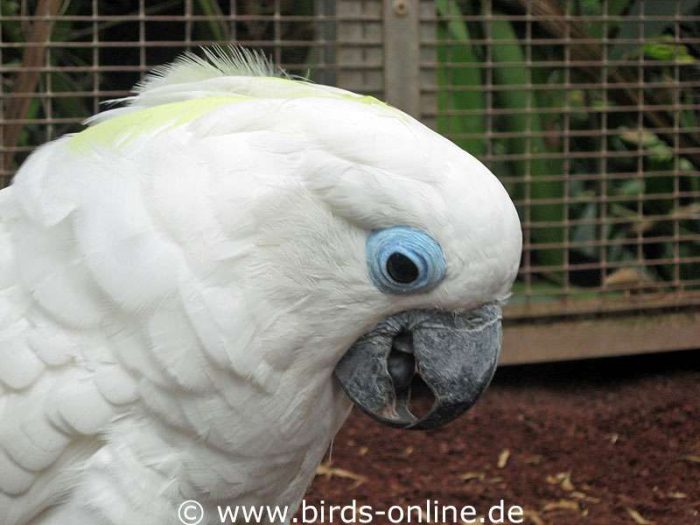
[383,0,421,116]
[500,309,700,365]
[335,0,383,95]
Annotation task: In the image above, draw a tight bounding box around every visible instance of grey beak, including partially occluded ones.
[334,303,501,430]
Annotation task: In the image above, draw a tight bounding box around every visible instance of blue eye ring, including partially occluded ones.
[366,226,446,295]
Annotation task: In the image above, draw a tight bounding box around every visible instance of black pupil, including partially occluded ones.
[386,252,419,284]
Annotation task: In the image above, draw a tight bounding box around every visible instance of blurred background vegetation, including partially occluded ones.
[435,0,700,294]
[1,0,317,164]
[1,0,699,296]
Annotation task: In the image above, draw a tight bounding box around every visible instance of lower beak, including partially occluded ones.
[334,303,501,430]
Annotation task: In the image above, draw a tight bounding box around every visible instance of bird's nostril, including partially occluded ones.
[387,350,415,392]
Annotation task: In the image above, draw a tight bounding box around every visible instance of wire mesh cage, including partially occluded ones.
[1,0,699,361]
[0,0,385,178]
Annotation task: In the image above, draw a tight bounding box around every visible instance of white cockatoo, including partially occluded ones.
[0,47,521,524]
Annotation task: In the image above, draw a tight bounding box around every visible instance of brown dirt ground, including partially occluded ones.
[305,351,700,525]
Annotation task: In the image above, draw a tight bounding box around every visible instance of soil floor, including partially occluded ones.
[305,350,700,525]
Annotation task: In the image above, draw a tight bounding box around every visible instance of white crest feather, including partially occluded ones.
[136,45,282,94]
[86,45,358,126]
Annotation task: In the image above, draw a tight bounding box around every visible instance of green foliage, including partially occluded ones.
[643,36,696,63]
[436,0,700,287]
[487,11,565,274]
[435,0,485,156]
[1,0,317,171]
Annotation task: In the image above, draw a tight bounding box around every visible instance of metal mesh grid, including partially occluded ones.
[0,0,383,182]
[1,0,699,322]
[428,0,700,317]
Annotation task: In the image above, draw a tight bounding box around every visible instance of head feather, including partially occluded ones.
[136,45,283,94]
[85,45,369,126]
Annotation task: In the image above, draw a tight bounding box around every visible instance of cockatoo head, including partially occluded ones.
[266,96,522,429]
[183,88,522,429]
[88,47,523,430]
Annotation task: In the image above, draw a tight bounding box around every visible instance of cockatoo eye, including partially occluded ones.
[366,226,446,294]
[386,252,419,283]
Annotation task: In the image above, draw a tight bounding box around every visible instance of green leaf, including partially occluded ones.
[436,0,485,157]
[611,0,698,59]
[194,0,229,42]
[487,10,565,274]
[643,36,696,63]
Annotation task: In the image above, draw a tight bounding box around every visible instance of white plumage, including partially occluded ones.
[0,48,521,524]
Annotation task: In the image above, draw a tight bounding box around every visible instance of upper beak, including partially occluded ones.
[334,303,501,430]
